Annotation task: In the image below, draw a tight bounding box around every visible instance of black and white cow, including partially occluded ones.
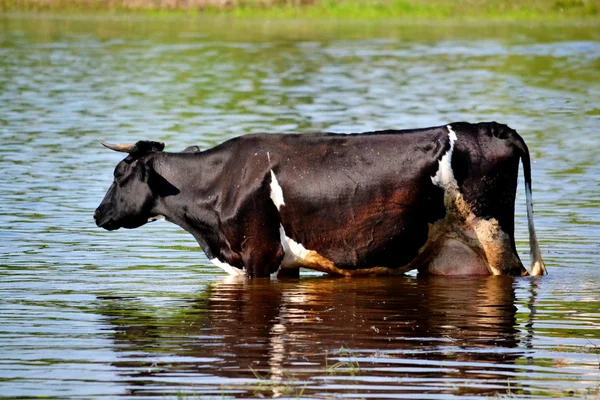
[94,122,546,278]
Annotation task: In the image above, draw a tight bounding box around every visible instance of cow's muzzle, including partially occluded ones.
[94,209,119,231]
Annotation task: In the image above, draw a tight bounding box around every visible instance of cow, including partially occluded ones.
[94,122,547,278]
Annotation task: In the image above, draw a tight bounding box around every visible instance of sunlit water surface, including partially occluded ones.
[0,15,599,399]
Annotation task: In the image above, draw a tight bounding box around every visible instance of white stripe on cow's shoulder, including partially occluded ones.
[269,169,308,271]
[268,169,302,271]
[431,125,458,189]
[269,168,317,271]
[270,170,285,211]
[210,258,245,276]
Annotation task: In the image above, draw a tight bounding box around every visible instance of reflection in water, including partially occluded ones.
[100,276,532,397]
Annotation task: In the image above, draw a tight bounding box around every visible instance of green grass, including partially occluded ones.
[248,366,307,398]
[2,0,600,20]
[325,346,361,376]
[211,346,362,398]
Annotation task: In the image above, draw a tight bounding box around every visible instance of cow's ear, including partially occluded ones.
[181,145,201,154]
[135,160,152,183]
[133,141,165,156]
[144,159,179,196]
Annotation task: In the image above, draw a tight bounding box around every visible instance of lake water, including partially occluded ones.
[1,14,599,399]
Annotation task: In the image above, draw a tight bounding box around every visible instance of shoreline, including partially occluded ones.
[2,0,599,21]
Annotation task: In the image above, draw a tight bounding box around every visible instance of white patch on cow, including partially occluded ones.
[279,225,311,269]
[431,125,458,189]
[270,170,285,211]
[147,215,166,223]
[269,169,324,273]
[210,258,245,276]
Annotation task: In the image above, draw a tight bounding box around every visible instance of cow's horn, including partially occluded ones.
[100,141,138,153]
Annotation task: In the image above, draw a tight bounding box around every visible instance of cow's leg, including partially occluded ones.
[235,176,285,278]
[241,237,284,278]
[455,134,527,275]
[235,206,284,278]
[268,169,301,278]
[470,215,527,276]
[426,124,527,276]
[421,202,526,276]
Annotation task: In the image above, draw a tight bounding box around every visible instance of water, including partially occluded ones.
[1,14,599,399]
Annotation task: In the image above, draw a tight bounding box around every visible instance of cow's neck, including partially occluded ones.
[149,152,221,254]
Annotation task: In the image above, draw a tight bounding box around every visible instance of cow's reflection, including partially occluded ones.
[101,275,528,397]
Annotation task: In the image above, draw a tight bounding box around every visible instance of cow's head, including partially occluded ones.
[94,140,165,231]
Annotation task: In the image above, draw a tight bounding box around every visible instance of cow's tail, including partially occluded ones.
[514,132,547,276]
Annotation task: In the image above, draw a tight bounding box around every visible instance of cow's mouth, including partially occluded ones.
[101,222,120,231]
[95,215,120,231]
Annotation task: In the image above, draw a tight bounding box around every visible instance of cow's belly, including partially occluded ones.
[280,227,427,274]
[424,238,490,276]
[278,225,417,276]
[283,211,432,272]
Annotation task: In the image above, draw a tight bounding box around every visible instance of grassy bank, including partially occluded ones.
[2,0,599,20]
